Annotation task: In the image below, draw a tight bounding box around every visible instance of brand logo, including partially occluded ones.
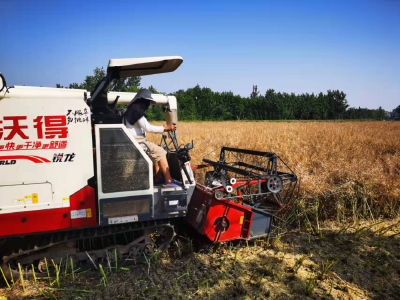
[0,155,50,163]
[52,153,75,162]
[0,160,16,165]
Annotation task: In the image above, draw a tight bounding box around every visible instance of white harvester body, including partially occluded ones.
[0,93,94,215]
[0,56,184,224]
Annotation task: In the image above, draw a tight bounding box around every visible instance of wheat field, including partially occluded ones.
[150,121,400,219]
[1,121,400,300]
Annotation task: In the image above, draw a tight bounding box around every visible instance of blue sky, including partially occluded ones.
[1,0,399,110]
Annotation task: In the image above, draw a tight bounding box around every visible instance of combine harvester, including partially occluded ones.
[0,56,297,279]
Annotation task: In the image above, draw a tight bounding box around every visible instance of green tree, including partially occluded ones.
[250,85,259,99]
[148,85,158,93]
[327,90,349,119]
[59,67,141,92]
[375,107,387,120]
[58,71,389,122]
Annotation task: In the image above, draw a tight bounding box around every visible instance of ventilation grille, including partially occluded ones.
[102,199,150,218]
[100,128,149,193]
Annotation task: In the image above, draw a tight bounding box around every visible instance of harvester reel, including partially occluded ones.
[267,176,283,194]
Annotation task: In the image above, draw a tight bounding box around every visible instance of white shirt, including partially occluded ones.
[125,116,164,137]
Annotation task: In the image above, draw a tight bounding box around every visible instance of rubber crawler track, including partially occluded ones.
[0,219,174,279]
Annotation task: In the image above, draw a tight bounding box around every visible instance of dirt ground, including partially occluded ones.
[1,218,399,300]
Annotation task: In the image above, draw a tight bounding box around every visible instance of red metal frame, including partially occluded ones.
[69,186,97,228]
[0,207,71,237]
[188,165,284,242]
[0,185,97,237]
[186,183,253,242]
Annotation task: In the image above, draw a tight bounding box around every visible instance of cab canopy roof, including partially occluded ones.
[107,56,183,78]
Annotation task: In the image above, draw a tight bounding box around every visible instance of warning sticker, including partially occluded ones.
[15,194,39,205]
[108,215,138,224]
[62,198,70,208]
[13,199,25,205]
[71,209,87,219]
[86,208,92,218]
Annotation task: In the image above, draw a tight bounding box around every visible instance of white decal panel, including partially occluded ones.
[71,209,87,219]
[1,183,51,212]
[108,215,138,224]
[0,97,94,214]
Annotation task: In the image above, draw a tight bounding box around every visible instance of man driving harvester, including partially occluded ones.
[124,89,179,187]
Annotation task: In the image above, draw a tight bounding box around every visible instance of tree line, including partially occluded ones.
[166,85,388,121]
[57,67,395,121]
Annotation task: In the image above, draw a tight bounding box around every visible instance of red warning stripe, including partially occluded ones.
[30,155,51,163]
[0,155,50,163]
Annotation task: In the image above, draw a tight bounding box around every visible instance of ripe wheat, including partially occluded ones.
[149,121,400,219]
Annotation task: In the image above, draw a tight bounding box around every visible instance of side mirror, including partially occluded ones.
[0,73,5,93]
[186,140,194,150]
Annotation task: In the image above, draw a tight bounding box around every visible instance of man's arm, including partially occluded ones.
[138,117,177,133]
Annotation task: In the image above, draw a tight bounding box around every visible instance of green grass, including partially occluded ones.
[0,266,10,290]
[17,263,25,293]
